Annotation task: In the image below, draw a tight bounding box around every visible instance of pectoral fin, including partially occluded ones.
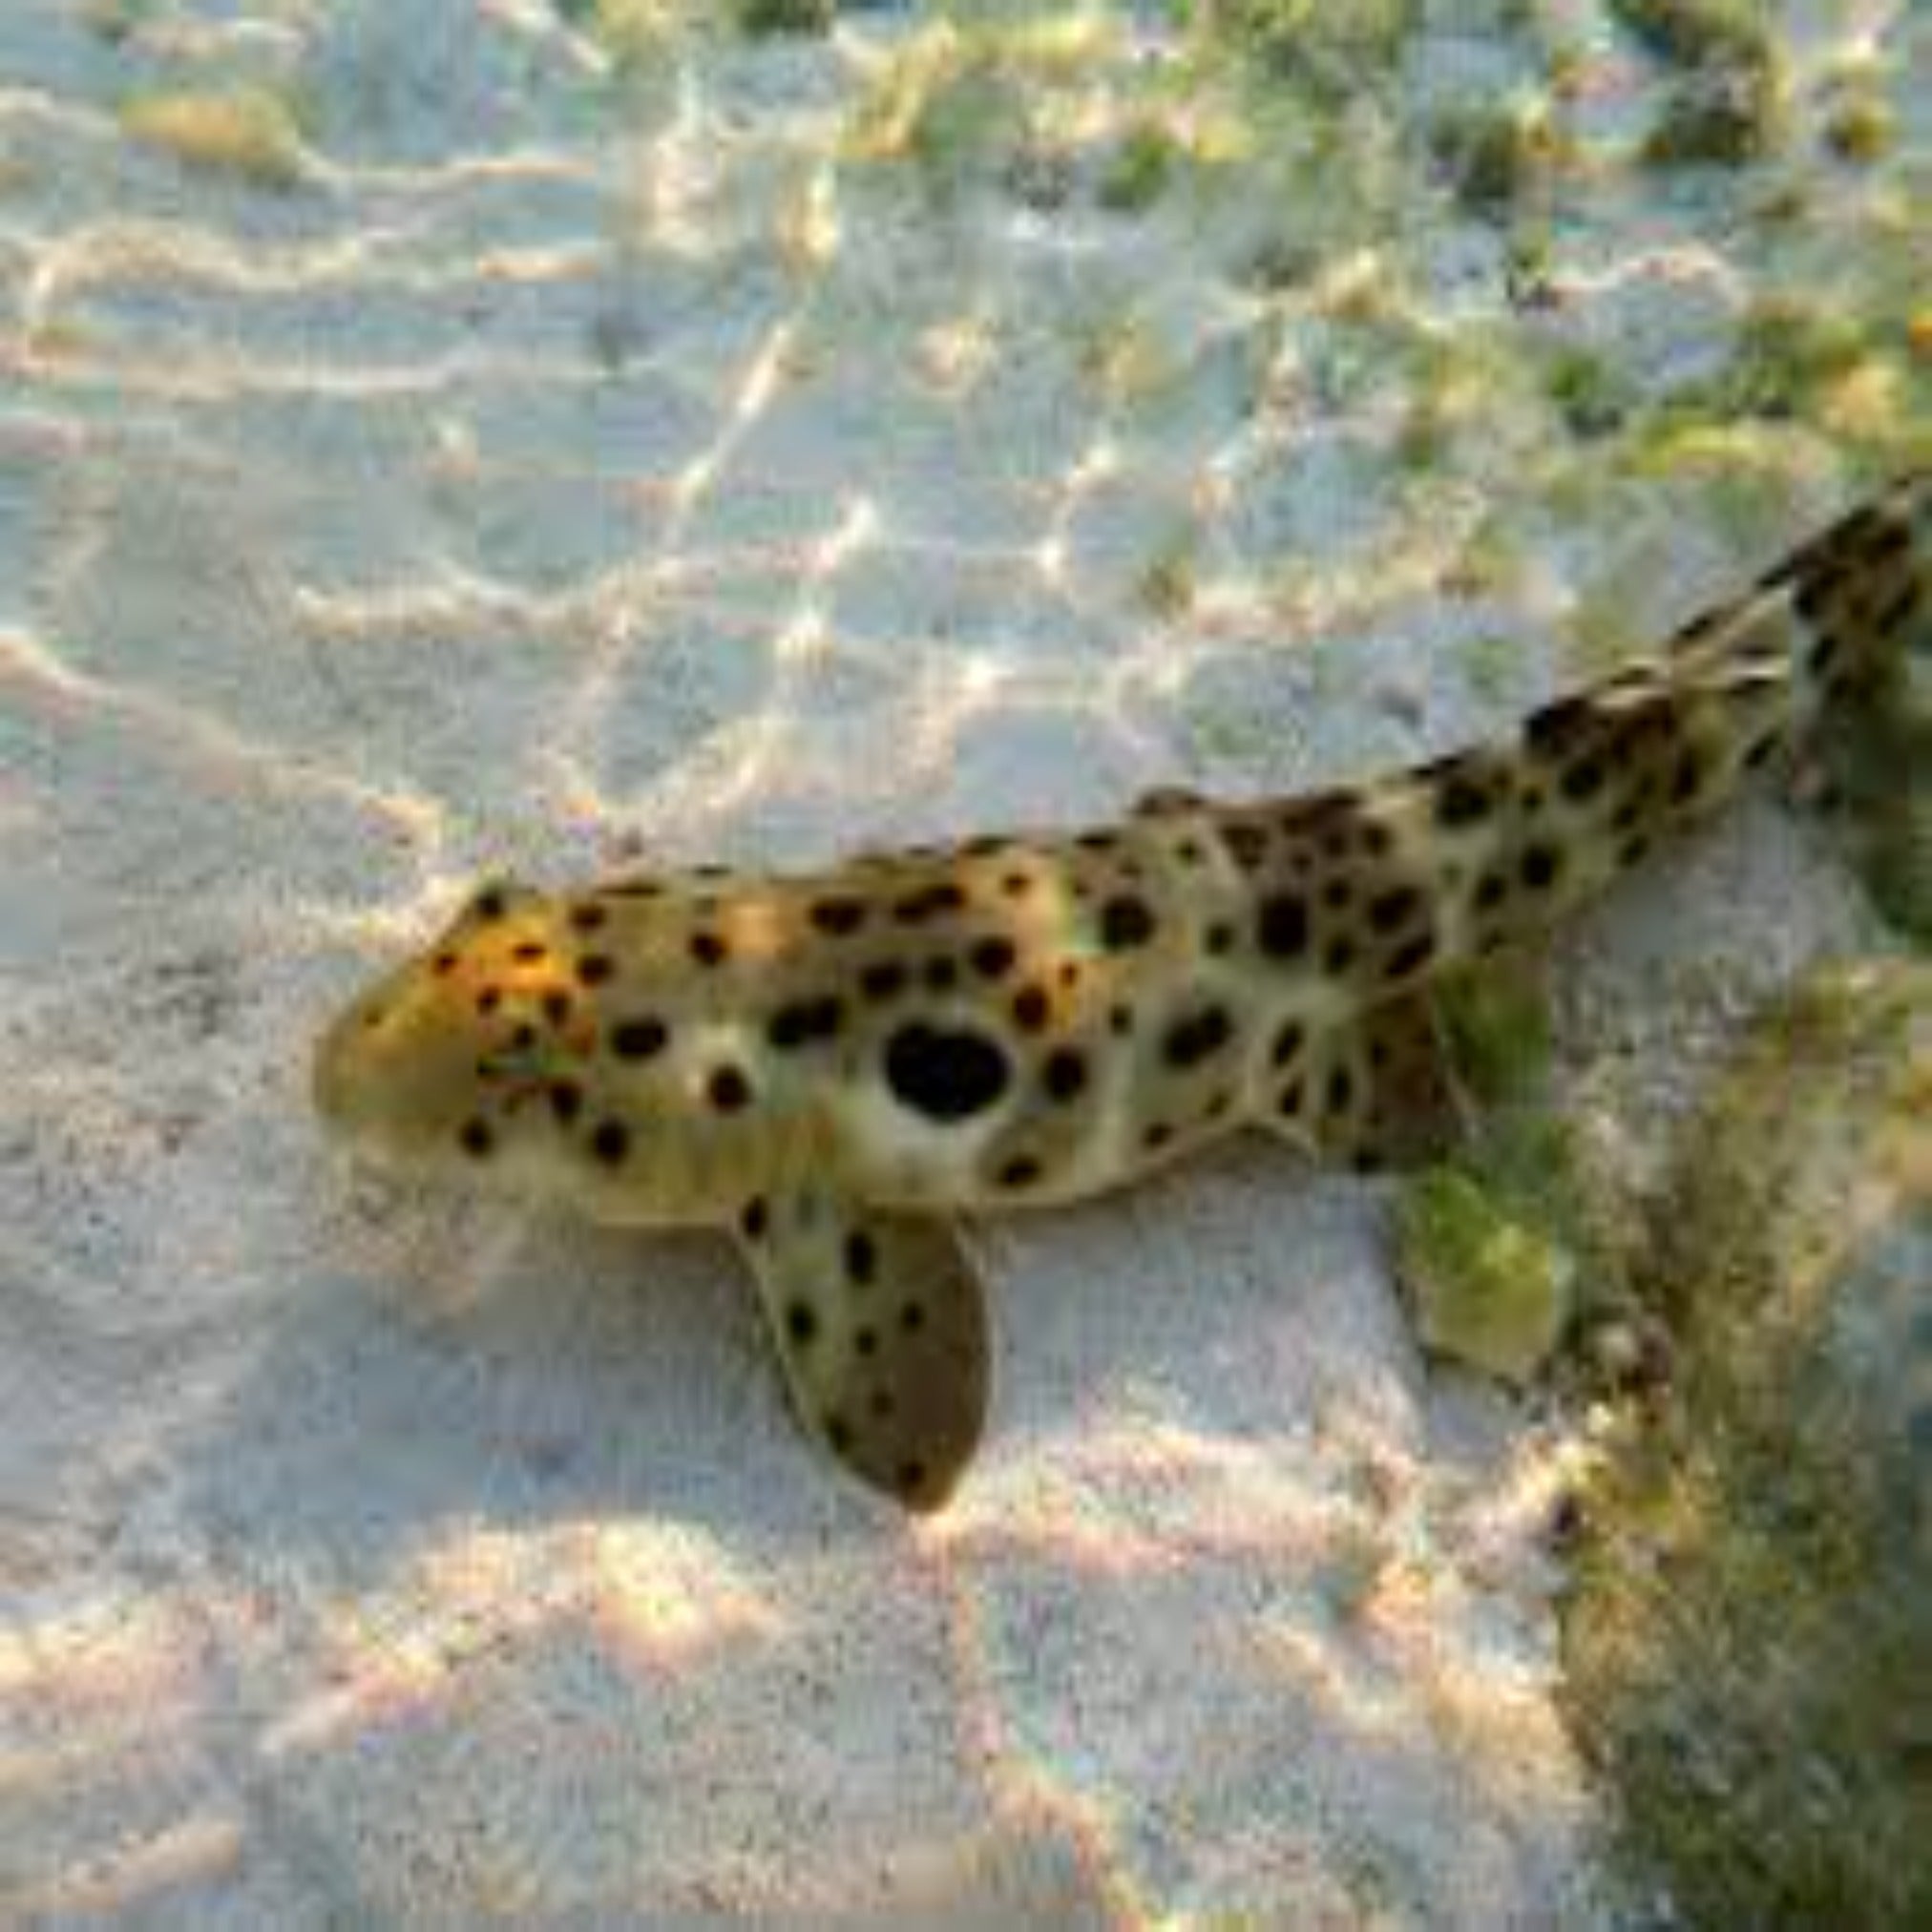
[736,1186,989,1512]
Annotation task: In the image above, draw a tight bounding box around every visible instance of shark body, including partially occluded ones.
[314,475,1928,1508]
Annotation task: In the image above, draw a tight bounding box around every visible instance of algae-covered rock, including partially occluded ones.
[1562,959,1932,1929]
[1396,1166,1575,1385]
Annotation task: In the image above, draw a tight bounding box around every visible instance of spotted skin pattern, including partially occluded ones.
[314,476,1929,1510]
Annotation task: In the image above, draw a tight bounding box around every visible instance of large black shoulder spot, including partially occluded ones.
[883,1021,1013,1124]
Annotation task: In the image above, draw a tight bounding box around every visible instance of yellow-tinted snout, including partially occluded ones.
[311,960,489,1165]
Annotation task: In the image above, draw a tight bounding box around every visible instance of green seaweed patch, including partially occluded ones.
[1396,1165,1575,1385]
[1191,0,1420,103]
[120,85,306,190]
[734,0,832,35]
[1429,98,1563,218]
[839,16,1112,204]
[1438,968,1554,1108]
[1543,345,1631,440]
[1562,960,1932,1927]
[1098,117,1181,213]
[1606,0,1781,168]
[1137,531,1200,618]
[1640,63,1780,167]
[1606,0,1769,72]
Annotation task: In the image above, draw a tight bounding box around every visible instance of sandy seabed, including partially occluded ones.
[2,2,1918,1924]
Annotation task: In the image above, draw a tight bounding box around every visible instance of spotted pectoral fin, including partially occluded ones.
[1267,995,1467,1171]
[736,1187,990,1512]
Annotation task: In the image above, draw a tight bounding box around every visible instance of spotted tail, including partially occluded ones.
[1202,476,1929,1002]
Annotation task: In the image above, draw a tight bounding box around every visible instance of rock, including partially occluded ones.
[1561,958,1932,1929]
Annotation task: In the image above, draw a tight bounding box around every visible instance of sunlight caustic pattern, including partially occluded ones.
[2,0,1924,1922]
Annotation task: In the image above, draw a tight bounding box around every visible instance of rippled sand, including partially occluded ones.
[2,2,1922,1922]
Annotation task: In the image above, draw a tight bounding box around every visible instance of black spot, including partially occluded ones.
[510,1022,536,1052]
[999,1156,1041,1190]
[1224,822,1270,872]
[1257,892,1310,960]
[855,1326,879,1357]
[1101,895,1156,951]
[786,1300,817,1346]
[1076,830,1117,853]
[1744,731,1779,771]
[897,1460,927,1496]
[827,1414,852,1453]
[1143,1122,1173,1151]
[872,1389,895,1419]
[1561,757,1605,802]
[570,903,607,934]
[1000,872,1034,898]
[892,882,966,925]
[1521,843,1562,892]
[1369,887,1418,933]
[1795,568,1837,623]
[1322,877,1354,912]
[1476,872,1508,911]
[970,935,1017,979]
[1207,923,1234,956]
[1164,1006,1232,1070]
[1526,694,1602,759]
[605,877,662,899]
[690,931,728,968]
[432,951,459,976]
[846,1230,876,1286]
[471,888,507,922]
[923,957,958,991]
[1109,1005,1133,1037]
[512,941,547,963]
[1012,985,1050,1033]
[1670,750,1704,804]
[1278,1079,1305,1118]
[1386,934,1436,983]
[708,1065,752,1112]
[767,997,843,1049]
[1435,773,1491,829]
[860,961,908,1002]
[1042,1048,1087,1102]
[1324,936,1357,976]
[740,1197,767,1240]
[884,1022,1012,1122]
[1327,1066,1354,1115]
[592,1119,630,1166]
[549,1082,582,1124]
[612,1016,669,1060]
[459,1118,493,1158]
[578,955,614,987]
[1619,834,1651,871]
[542,990,574,1026]
[1271,1019,1305,1067]
[808,896,868,937]
[900,1301,925,1334]
[1177,839,1204,867]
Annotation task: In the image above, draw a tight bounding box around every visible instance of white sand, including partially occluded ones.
[2,2,1912,1922]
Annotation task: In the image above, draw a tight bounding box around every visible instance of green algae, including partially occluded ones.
[1396,1166,1574,1386]
[733,0,832,34]
[1561,961,1932,1928]
[1137,532,1200,620]
[120,85,306,190]
[1429,98,1562,219]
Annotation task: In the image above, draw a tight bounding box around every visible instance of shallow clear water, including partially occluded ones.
[1,3,1924,1922]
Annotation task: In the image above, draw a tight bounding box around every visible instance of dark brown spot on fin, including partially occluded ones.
[736,1191,989,1512]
